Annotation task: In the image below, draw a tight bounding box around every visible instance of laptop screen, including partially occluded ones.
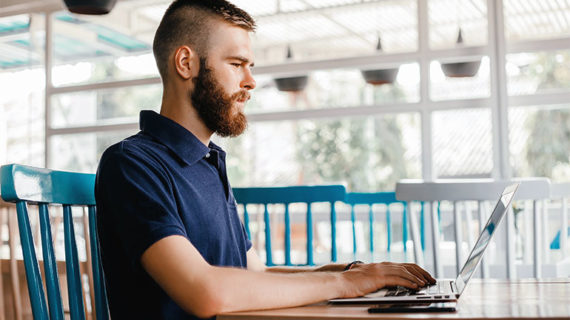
[454,183,519,294]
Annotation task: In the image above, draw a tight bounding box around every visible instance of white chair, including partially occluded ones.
[396,178,551,279]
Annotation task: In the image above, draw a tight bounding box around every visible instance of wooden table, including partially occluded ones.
[218,279,570,319]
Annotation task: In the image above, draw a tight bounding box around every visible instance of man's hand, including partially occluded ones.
[338,262,436,298]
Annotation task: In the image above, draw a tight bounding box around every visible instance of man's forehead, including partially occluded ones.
[207,23,254,59]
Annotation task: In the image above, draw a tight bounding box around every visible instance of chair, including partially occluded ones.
[0,164,109,320]
[233,185,346,266]
[344,192,408,261]
[396,178,551,279]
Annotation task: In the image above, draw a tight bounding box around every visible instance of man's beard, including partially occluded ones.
[191,58,249,137]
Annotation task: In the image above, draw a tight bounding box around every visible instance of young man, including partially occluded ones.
[95,0,435,319]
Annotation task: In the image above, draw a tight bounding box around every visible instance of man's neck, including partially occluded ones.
[160,94,213,146]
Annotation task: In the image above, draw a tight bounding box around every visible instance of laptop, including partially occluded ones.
[330,183,520,304]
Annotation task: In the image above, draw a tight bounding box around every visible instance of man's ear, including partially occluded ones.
[173,45,198,80]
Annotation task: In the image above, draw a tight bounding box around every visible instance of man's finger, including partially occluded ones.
[381,276,419,290]
[405,264,436,284]
[404,266,427,286]
[386,266,424,286]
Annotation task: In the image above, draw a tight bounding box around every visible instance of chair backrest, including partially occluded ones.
[233,185,346,266]
[344,192,407,260]
[549,183,570,254]
[395,178,551,279]
[0,164,108,320]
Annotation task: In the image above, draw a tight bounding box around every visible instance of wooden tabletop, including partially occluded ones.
[218,279,570,320]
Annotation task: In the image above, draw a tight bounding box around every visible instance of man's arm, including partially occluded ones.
[247,248,434,279]
[142,235,433,318]
[246,248,345,273]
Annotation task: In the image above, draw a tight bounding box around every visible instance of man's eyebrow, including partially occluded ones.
[227,55,255,67]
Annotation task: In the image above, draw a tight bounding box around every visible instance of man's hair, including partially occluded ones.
[152,0,256,81]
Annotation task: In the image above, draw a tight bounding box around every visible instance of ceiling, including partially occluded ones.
[0,0,569,70]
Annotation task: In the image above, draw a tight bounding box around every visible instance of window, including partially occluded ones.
[216,113,421,191]
[0,14,45,167]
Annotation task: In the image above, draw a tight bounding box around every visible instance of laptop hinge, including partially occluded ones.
[451,281,457,293]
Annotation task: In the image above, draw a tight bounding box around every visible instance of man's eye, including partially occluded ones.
[231,63,241,67]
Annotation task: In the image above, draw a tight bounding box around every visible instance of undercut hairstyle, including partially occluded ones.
[152,0,256,81]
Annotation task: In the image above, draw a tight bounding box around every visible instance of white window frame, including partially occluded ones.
[1,0,569,180]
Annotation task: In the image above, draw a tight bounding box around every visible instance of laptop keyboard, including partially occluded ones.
[383,281,453,297]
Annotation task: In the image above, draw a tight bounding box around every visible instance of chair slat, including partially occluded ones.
[420,202,425,251]
[38,204,64,320]
[350,205,357,260]
[15,201,49,320]
[368,205,374,259]
[88,206,109,320]
[63,205,86,320]
[284,204,291,266]
[402,203,408,252]
[386,205,391,253]
[330,202,337,262]
[263,204,273,266]
[306,203,313,266]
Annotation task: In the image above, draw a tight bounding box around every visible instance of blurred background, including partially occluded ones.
[1,0,569,190]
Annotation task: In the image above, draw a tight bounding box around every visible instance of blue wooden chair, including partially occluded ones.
[0,164,108,320]
[233,185,346,266]
[344,192,408,261]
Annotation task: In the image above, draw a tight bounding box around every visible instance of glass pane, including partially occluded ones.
[249,64,419,113]
[433,108,493,178]
[0,14,45,167]
[506,51,570,96]
[429,0,488,50]
[51,1,162,86]
[509,105,570,181]
[217,113,421,191]
[49,130,137,173]
[504,0,570,42]
[251,0,418,66]
[50,84,161,128]
[430,56,490,101]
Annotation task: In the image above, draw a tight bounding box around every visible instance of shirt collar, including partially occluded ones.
[139,110,223,166]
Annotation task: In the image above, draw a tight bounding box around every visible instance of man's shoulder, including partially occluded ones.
[97,132,171,179]
[101,132,162,164]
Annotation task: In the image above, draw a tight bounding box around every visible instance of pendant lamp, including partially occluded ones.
[63,0,117,15]
[440,29,482,78]
[361,36,399,85]
[274,46,309,92]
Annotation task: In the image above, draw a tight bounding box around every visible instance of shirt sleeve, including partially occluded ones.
[95,144,187,269]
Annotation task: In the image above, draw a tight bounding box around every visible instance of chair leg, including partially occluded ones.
[430,202,442,278]
[407,202,423,267]
[8,211,22,320]
[83,210,96,319]
[0,210,6,320]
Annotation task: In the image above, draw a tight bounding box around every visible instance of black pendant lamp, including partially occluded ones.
[440,28,482,77]
[63,0,117,15]
[274,46,309,92]
[361,36,399,85]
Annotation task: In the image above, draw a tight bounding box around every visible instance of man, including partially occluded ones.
[95,0,435,319]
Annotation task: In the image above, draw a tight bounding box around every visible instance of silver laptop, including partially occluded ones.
[330,183,520,304]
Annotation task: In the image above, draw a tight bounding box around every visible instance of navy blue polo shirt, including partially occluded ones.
[95,110,252,319]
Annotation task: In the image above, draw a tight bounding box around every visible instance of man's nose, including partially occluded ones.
[241,68,256,90]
